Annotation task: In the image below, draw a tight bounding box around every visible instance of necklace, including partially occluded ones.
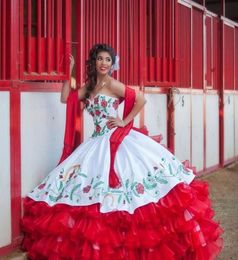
[95,74,109,91]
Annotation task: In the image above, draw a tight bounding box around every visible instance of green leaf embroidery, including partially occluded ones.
[58,181,63,191]
[118,194,122,204]
[78,173,87,178]
[49,195,58,202]
[93,181,104,189]
[70,184,81,200]
[125,179,129,189]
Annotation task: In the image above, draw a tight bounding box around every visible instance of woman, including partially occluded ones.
[22,44,223,259]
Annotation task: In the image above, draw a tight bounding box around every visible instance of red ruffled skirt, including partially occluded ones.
[21,180,223,260]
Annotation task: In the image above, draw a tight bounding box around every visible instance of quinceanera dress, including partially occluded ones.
[22,87,223,260]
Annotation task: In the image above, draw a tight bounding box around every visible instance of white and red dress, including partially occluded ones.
[22,89,223,259]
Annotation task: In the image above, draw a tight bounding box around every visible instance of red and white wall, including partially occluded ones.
[0,0,238,256]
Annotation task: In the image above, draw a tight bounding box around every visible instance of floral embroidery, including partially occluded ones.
[86,94,119,137]
[136,183,144,194]
[83,185,91,193]
[32,158,193,207]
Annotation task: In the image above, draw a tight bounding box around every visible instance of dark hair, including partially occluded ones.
[84,43,116,99]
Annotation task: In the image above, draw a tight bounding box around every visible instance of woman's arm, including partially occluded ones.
[60,55,86,103]
[60,54,75,103]
[107,80,146,128]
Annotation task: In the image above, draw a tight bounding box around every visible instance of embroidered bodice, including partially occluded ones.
[85,94,120,137]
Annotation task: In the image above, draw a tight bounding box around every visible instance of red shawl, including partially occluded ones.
[108,87,136,187]
[58,90,79,164]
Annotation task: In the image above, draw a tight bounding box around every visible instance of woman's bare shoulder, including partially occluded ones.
[109,78,125,97]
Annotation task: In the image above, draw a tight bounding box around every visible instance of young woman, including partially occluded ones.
[22,44,223,259]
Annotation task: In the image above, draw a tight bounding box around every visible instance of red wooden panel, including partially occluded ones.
[224,24,235,90]
[235,28,238,90]
[0,0,6,79]
[178,4,191,88]
[37,0,42,73]
[206,16,212,87]
[192,8,203,89]
[212,17,220,90]
[20,0,70,79]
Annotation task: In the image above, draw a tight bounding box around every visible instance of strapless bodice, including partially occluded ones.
[85,94,119,137]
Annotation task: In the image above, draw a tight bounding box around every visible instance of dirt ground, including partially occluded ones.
[201,161,238,260]
[1,161,238,260]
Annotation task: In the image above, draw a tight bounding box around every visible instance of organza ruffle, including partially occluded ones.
[21,180,223,260]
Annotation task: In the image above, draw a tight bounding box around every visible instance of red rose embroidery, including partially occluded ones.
[101,100,107,108]
[96,125,101,133]
[136,183,144,194]
[106,121,113,129]
[112,100,119,110]
[95,110,101,116]
[94,97,99,104]
[38,183,46,190]
[85,100,90,107]
[83,185,91,193]
[90,111,94,116]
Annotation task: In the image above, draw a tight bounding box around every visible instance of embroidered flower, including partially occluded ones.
[96,125,101,133]
[106,121,113,129]
[136,183,144,194]
[95,110,101,116]
[101,100,108,108]
[83,185,91,193]
[38,183,46,190]
[85,99,90,107]
[94,97,99,104]
[112,100,119,110]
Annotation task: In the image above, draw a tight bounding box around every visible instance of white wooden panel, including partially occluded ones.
[206,94,219,168]
[174,94,191,162]
[21,93,66,196]
[83,101,140,141]
[144,93,167,146]
[191,94,204,172]
[0,92,11,247]
[235,94,238,156]
[224,94,235,161]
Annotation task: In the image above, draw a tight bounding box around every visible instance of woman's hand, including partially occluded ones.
[69,54,75,74]
[107,116,125,129]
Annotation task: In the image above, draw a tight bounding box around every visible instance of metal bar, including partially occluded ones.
[65,0,71,76]
[37,0,42,73]
[0,0,2,79]
[55,0,61,72]
[27,0,32,74]
[2,0,7,78]
[19,0,24,79]
[47,0,52,73]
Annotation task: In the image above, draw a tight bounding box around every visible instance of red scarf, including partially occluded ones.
[58,90,79,164]
[108,87,136,188]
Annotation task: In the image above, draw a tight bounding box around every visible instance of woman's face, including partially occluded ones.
[95,51,113,76]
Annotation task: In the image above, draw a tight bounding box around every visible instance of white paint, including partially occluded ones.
[235,94,238,156]
[206,94,219,168]
[191,94,204,172]
[224,94,235,161]
[0,91,11,247]
[174,93,191,162]
[144,93,167,146]
[21,93,66,196]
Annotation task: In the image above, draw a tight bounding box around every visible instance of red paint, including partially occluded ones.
[10,85,22,244]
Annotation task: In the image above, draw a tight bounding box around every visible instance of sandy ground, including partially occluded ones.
[1,161,238,260]
[201,161,238,260]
